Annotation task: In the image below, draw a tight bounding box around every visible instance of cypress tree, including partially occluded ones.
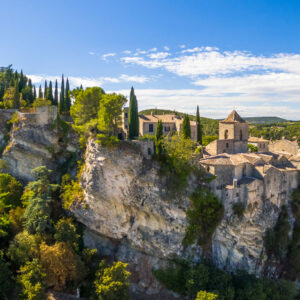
[27,79,34,103]
[155,120,164,155]
[53,79,58,106]
[44,80,48,99]
[38,85,43,98]
[0,85,4,101]
[65,78,71,113]
[33,86,37,100]
[13,80,20,109]
[182,114,191,139]
[196,105,202,144]
[19,70,25,91]
[46,81,53,102]
[128,87,139,139]
[80,84,83,90]
[59,75,65,114]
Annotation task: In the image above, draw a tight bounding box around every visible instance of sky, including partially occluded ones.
[1,0,300,120]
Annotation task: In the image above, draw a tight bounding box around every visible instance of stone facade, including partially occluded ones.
[248,136,269,152]
[206,110,248,155]
[268,138,299,155]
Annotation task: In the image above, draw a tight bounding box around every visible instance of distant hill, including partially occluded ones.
[243,117,287,124]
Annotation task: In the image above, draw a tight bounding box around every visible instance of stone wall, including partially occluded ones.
[268,139,299,155]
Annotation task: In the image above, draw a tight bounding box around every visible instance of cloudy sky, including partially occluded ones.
[1,0,300,119]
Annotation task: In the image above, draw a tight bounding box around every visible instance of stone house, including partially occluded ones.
[121,108,198,141]
[248,136,269,152]
[268,138,299,155]
[205,110,248,155]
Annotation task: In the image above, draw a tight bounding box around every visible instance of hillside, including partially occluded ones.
[244,116,288,124]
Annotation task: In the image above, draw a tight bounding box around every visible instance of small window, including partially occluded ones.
[125,125,128,129]
[164,126,170,132]
[236,193,239,197]
[149,124,153,132]
[226,142,229,148]
[224,129,229,140]
[207,166,210,172]
[125,113,128,118]
[147,148,152,155]
[240,130,243,141]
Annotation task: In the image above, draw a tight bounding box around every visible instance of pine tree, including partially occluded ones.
[13,80,20,109]
[44,80,48,99]
[155,120,164,155]
[59,75,65,114]
[46,81,53,102]
[27,79,34,104]
[65,78,71,113]
[19,70,25,91]
[196,105,202,144]
[38,85,43,98]
[128,87,139,139]
[182,114,191,139]
[80,84,83,90]
[53,80,58,106]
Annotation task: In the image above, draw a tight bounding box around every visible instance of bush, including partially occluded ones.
[247,144,258,152]
[232,202,244,218]
[183,188,223,246]
[202,136,218,146]
[196,291,218,300]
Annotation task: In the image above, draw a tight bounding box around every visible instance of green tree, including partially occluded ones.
[22,167,59,234]
[53,79,58,105]
[38,85,43,99]
[94,260,131,300]
[155,119,164,155]
[128,87,139,139]
[33,86,37,101]
[196,105,202,144]
[59,74,65,114]
[54,217,79,247]
[97,93,127,137]
[13,79,20,108]
[45,80,53,102]
[182,114,191,139]
[65,78,71,113]
[44,80,48,99]
[0,173,23,208]
[196,291,218,300]
[0,251,13,299]
[17,259,46,300]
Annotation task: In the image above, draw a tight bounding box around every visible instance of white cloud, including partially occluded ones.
[102,52,116,61]
[148,52,170,59]
[179,44,186,49]
[89,51,95,55]
[164,46,170,51]
[123,50,131,54]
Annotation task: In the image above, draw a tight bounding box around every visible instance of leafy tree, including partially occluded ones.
[54,79,58,105]
[94,260,131,300]
[22,167,59,234]
[9,206,25,234]
[40,241,86,291]
[128,87,139,139]
[202,135,218,146]
[196,105,202,144]
[0,173,23,208]
[8,230,40,265]
[17,259,46,300]
[183,188,223,246]
[196,291,218,300]
[0,251,13,299]
[155,119,164,155]
[247,144,258,152]
[97,93,127,137]
[54,217,79,247]
[70,87,104,145]
[182,114,191,139]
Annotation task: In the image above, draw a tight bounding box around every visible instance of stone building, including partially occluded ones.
[121,108,198,141]
[268,138,299,155]
[205,110,248,155]
[248,136,269,152]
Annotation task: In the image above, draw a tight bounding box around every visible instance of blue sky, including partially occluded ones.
[1,0,300,119]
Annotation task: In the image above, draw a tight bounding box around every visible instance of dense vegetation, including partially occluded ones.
[153,258,298,300]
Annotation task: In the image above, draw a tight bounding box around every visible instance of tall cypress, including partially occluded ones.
[53,79,58,106]
[196,105,202,144]
[44,80,48,99]
[59,75,65,114]
[27,79,34,103]
[182,114,191,139]
[38,85,43,98]
[46,81,53,102]
[19,70,25,91]
[128,87,139,139]
[65,78,71,113]
[33,86,37,100]
[155,120,164,155]
[13,80,20,109]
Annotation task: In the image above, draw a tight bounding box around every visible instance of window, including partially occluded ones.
[226,142,229,148]
[240,130,243,141]
[149,124,153,132]
[125,125,128,129]
[164,126,170,132]
[147,148,152,155]
[224,129,229,140]
[125,113,128,118]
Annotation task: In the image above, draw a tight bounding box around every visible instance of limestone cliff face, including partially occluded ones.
[1,107,78,182]
[72,140,201,299]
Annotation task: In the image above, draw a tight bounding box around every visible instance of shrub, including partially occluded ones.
[54,217,79,247]
[183,188,223,246]
[202,136,218,146]
[196,291,218,300]
[248,144,258,153]
[232,202,244,218]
